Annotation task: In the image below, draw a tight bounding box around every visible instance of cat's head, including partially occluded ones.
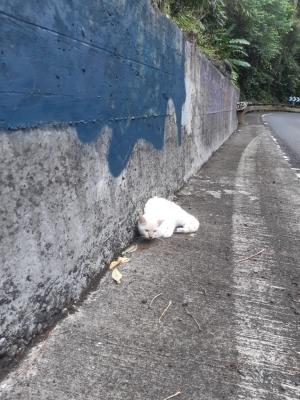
[137,215,161,240]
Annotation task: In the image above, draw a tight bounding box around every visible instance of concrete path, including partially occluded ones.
[1,113,299,399]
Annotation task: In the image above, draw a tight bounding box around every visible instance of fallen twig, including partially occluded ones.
[149,293,162,308]
[238,249,266,263]
[122,244,138,255]
[159,300,172,322]
[162,390,182,400]
[184,309,202,332]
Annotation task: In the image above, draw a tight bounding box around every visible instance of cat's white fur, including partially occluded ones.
[138,196,199,239]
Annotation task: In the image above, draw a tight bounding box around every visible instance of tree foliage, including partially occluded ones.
[155,0,300,102]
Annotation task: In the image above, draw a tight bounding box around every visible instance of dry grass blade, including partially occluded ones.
[162,390,182,400]
[184,309,202,332]
[238,249,266,262]
[149,293,162,308]
[122,244,138,255]
[159,300,172,322]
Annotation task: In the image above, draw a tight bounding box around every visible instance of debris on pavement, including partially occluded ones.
[111,268,122,284]
[109,248,135,284]
[238,248,266,262]
[162,390,182,400]
[184,308,202,332]
[149,293,162,308]
[159,300,172,322]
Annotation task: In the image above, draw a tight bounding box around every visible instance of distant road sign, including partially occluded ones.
[289,96,300,103]
[237,101,248,111]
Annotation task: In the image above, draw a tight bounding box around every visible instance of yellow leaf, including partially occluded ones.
[109,258,121,270]
[109,256,130,270]
[112,268,122,284]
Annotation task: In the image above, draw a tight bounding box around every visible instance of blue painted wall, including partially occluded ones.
[0,0,186,176]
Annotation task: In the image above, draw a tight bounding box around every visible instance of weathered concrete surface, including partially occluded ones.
[1,113,299,399]
[0,1,238,363]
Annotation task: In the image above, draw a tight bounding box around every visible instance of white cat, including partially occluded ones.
[138,196,199,239]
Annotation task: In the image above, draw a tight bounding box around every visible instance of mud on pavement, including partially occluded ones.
[1,113,299,400]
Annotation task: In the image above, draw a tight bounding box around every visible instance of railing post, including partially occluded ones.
[237,102,248,125]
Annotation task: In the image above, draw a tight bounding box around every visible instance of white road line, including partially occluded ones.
[269,134,300,180]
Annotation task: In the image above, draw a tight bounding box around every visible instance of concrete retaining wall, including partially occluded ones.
[0,0,238,362]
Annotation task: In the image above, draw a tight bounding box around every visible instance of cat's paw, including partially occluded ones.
[161,232,173,238]
[175,227,185,233]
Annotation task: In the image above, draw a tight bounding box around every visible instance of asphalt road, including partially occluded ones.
[264,112,300,168]
[1,113,299,399]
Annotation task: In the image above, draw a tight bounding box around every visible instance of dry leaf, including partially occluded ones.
[122,244,138,255]
[109,259,121,270]
[109,256,130,270]
[112,268,122,284]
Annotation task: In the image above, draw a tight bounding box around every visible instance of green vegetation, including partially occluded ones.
[154,0,300,103]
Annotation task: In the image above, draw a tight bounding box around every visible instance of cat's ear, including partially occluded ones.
[138,215,146,224]
[157,219,164,226]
